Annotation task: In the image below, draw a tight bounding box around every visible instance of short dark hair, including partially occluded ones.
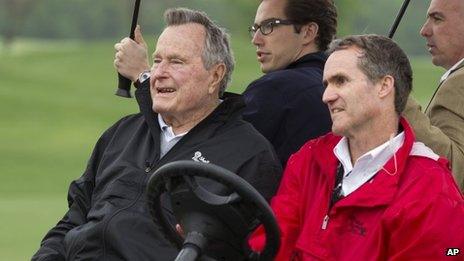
[327,34,413,114]
[164,8,234,97]
[284,0,337,51]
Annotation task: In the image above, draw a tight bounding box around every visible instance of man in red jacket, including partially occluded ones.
[251,34,464,260]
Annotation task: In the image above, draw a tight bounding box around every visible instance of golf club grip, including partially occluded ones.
[115,0,141,98]
[116,73,132,98]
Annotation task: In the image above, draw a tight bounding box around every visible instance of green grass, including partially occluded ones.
[0,196,66,260]
[0,38,443,260]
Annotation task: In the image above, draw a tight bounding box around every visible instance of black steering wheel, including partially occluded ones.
[146,160,280,261]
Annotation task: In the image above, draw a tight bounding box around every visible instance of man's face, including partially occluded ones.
[150,23,215,118]
[420,0,464,69]
[252,0,306,73]
[322,48,381,137]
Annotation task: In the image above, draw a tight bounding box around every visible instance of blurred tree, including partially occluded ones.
[0,0,39,47]
[336,0,429,55]
[0,0,431,56]
[20,0,129,39]
[335,0,361,36]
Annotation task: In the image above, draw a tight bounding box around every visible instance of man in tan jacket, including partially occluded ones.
[403,0,464,190]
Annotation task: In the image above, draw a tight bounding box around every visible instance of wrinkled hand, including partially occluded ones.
[114,25,150,82]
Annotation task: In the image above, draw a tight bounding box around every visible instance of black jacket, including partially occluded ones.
[32,82,282,261]
[242,52,332,167]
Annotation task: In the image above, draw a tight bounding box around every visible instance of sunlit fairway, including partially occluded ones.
[0,37,442,260]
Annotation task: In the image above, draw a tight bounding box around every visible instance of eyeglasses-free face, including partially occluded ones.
[248,18,295,38]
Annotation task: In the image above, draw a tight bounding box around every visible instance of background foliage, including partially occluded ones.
[0,0,431,55]
[0,1,441,260]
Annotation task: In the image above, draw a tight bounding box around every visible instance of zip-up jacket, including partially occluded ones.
[251,118,464,260]
[32,82,282,261]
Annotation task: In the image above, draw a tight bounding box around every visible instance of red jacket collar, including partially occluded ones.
[314,117,416,209]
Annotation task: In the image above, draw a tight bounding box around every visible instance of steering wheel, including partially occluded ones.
[146,160,280,261]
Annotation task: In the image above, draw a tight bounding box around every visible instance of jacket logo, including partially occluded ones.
[348,215,366,236]
[192,151,210,163]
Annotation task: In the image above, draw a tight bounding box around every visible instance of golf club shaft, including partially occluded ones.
[388,0,411,39]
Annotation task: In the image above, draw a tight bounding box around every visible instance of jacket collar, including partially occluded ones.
[286,51,327,70]
[135,85,246,161]
[440,57,464,83]
[154,92,245,136]
[449,58,464,75]
[152,92,246,163]
[315,117,415,209]
[210,92,246,122]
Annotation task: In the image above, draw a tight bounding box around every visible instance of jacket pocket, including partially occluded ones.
[99,178,141,206]
[63,223,99,260]
[294,237,330,261]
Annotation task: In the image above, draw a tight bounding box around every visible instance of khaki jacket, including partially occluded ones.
[403,61,464,190]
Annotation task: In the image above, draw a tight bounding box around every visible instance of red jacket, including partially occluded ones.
[251,118,464,260]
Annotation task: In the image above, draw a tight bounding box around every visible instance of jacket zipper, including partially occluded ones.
[322,190,334,230]
[322,162,344,230]
[101,173,147,260]
[145,160,152,173]
[321,214,329,230]
[322,190,333,230]
[102,156,159,259]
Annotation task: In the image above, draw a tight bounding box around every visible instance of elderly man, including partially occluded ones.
[244,0,336,166]
[117,0,337,167]
[32,8,281,261]
[251,35,464,260]
[403,0,464,190]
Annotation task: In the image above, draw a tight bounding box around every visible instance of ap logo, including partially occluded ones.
[446,248,460,256]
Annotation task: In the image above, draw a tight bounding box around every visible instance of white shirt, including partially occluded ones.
[158,114,188,158]
[333,132,405,196]
[440,57,464,83]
